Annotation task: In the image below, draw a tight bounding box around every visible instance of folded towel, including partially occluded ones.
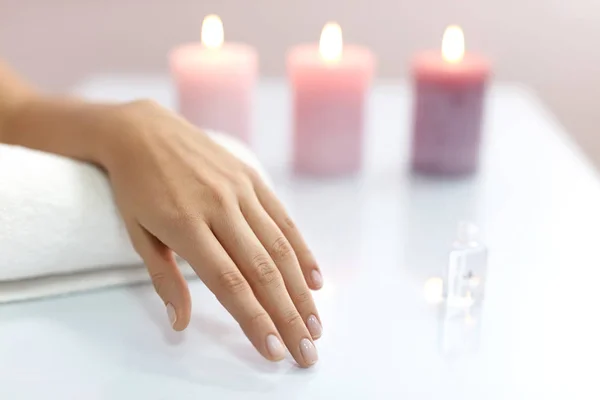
[0,131,269,303]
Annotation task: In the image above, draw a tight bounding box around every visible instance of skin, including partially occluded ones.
[0,61,323,367]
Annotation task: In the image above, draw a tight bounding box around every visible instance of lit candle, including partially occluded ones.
[169,15,258,143]
[287,22,376,176]
[411,25,491,175]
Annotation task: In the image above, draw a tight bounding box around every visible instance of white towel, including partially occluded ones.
[0,131,269,303]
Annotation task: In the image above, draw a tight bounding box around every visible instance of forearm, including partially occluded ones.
[0,61,36,114]
[0,60,121,168]
[3,98,123,167]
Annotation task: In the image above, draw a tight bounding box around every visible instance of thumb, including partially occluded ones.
[126,218,192,331]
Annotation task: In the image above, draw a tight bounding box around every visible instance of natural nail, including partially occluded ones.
[311,270,323,289]
[166,303,177,328]
[307,315,323,339]
[299,338,318,366]
[266,334,286,360]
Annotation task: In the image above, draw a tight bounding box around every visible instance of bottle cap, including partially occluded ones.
[456,221,479,244]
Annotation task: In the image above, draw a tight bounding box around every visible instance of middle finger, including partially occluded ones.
[241,195,322,340]
[211,208,319,367]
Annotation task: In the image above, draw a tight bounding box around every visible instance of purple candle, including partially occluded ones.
[411,26,491,176]
[287,23,376,177]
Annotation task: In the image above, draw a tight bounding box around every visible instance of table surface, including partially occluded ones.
[2,76,599,399]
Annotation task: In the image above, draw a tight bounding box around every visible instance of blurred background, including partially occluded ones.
[1,0,598,166]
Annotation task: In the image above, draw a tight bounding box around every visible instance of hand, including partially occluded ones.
[103,100,323,367]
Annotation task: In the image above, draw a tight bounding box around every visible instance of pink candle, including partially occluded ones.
[411,26,491,176]
[169,15,258,143]
[287,23,376,176]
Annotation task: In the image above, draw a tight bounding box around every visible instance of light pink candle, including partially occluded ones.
[169,15,258,143]
[411,26,491,176]
[287,23,375,176]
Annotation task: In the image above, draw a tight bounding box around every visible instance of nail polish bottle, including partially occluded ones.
[444,222,488,307]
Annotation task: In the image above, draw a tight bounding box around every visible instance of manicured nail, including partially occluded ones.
[299,338,318,366]
[266,334,286,360]
[307,315,323,339]
[311,270,323,289]
[166,303,177,328]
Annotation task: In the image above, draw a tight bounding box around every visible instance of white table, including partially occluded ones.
[1,76,599,399]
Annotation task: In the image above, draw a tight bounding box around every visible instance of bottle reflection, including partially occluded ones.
[439,299,483,357]
[424,275,484,357]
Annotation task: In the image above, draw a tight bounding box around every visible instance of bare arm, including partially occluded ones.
[0,61,132,169]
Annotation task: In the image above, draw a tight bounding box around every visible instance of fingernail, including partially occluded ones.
[266,334,286,360]
[166,303,177,328]
[311,270,323,289]
[307,315,323,339]
[299,338,318,366]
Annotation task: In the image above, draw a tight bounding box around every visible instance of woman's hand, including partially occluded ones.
[0,61,324,365]
[103,100,323,367]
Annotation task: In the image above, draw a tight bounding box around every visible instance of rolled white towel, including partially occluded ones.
[0,131,269,303]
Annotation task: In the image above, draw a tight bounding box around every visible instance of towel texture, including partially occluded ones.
[0,131,268,303]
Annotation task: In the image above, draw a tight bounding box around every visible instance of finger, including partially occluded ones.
[173,222,287,362]
[125,218,191,331]
[241,196,323,340]
[251,175,323,290]
[211,209,319,368]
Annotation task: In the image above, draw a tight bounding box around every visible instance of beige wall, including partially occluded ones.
[1,0,599,165]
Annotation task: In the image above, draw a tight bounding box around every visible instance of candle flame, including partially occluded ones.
[442,25,465,63]
[201,14,224,49]
[319,22,343,62]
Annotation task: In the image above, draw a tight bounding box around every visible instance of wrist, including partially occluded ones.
[98,99,164,175]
